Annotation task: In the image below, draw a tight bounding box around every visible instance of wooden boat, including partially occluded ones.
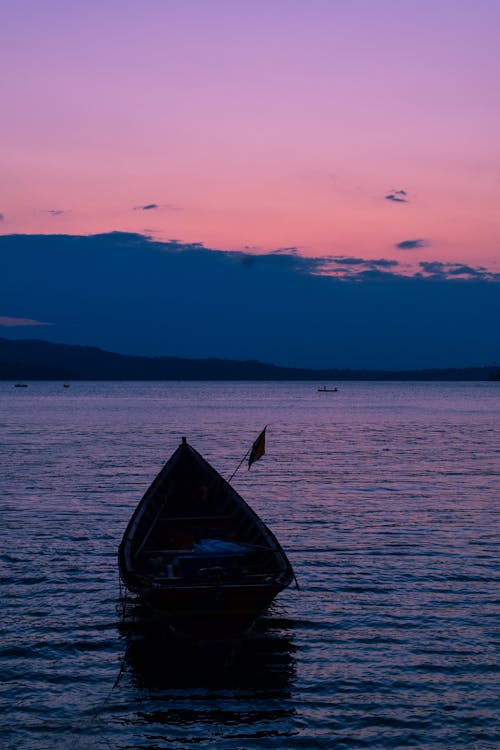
[317,386,337,392]
[118,437,295,637]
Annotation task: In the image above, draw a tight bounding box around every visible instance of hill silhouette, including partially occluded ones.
[0,338,496,381]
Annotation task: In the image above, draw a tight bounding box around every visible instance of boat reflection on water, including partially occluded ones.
[116,598,297,746]
[118,599,297,692]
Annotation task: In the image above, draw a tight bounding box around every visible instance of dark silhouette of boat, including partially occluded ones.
[317,386,337,392]
[118,437,295,637]
[14,383,28,388]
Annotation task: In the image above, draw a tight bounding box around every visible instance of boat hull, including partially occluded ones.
[145,581,279,614]
[141,582,281,636]
[119,438,295,638]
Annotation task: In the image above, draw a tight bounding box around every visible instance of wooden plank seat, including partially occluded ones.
[155,515,236,525]
[139,549,196,557]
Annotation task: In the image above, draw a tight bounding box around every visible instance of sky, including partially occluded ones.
[1,1,499,367]
[1,1,499,266]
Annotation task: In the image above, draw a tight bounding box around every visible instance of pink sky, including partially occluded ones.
[1,0,499,269]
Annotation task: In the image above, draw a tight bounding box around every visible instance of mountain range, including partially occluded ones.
[0,338,497,381]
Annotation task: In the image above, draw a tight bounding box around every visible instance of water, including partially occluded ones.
[1,381,499,749]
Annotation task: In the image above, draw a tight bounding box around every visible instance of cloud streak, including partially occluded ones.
[396,239,427,250]
[133,203,180,212]
[385,189,408,203]
[0,316,52,327]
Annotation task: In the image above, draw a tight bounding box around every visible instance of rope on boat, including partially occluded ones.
[87,575,129,721]
[67,574,130,749]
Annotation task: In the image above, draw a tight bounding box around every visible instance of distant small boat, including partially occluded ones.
[63,384,70,388]
[14,383,28,388]
[119,437,295,638]
[317,386,337,392]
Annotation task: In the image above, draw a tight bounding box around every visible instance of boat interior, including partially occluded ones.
[130,450,283,585]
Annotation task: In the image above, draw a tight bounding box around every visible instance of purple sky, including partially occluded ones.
[1,0,499,270]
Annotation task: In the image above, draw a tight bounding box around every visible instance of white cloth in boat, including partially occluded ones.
[190,539,250,556]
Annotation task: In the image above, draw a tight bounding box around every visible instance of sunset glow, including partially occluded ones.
[1,1,499,270]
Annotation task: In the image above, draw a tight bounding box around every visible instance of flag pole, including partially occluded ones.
[226,447,252,484]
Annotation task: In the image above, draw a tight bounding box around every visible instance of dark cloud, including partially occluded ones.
[235,251,398,278]
[420,261,445,276]
[1,232,499,369]
[0,212,3,221]
[329,257,398,268]
[270,247,300,255]
[396,239,427,250]
[419,261,498,281]
[347,268,401,281]
[447,264,485,277]
[369,258,400,268]
[317,257,400,278]
[237,249,319,274]
[385,189,408,203]
[333,256,366,265]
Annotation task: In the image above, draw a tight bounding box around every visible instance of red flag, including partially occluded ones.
[248,427,266,469]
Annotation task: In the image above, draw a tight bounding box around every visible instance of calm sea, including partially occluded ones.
[1,381,499,750]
